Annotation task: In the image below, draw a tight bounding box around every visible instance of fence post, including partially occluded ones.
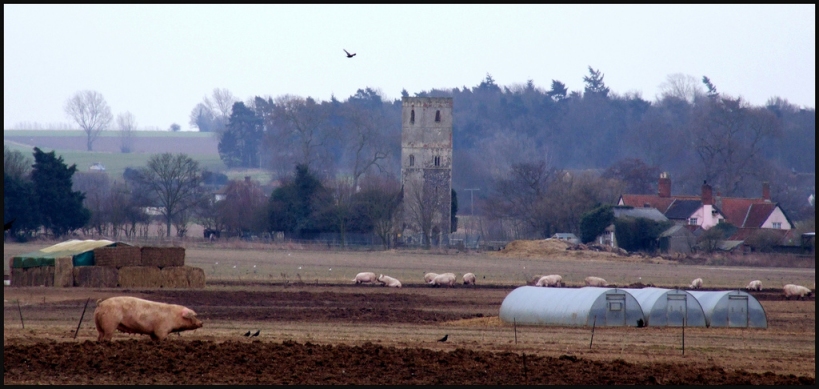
[589,316,597,349]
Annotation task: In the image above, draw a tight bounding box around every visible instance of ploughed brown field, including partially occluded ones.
[3,243,816,384]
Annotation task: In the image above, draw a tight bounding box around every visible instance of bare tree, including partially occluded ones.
[64,90,113,151]
[117,111,137,153]
[658,73,704,103]
[72,171,112,236]
[342,104,391,190]
[269,95,333,171]
[219,177,268,236]
[140,153,204,237]
[356,174,402,249]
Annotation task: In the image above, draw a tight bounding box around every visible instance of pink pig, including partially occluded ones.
[94,296,203,341]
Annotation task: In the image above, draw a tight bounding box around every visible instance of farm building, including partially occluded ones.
[499,286,645,327]
[687,290,768,328]
[620,288,707,327]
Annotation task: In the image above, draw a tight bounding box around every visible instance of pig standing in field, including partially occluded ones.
[783,284,812,300]
[424,272,439,283]
[429,273,456,287]
[746,280,762,291]
[689,278,703,290]
[352,272,378,285]
[94,296,202,342]
[377,274,402,288]
[462,273,477,285]
[535,274,563,287]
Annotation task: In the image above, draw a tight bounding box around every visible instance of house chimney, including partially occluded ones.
[762,181,770,201]
[701,180,713,205]
[658,172,671,198]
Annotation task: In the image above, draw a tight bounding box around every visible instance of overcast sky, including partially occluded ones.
[4,4,815,130]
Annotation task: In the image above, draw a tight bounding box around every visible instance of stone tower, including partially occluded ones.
[400,97,453,247]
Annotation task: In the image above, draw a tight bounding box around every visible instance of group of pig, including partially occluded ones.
[351,271,478,287]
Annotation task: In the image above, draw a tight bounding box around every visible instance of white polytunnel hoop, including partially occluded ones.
[499,286,646,327]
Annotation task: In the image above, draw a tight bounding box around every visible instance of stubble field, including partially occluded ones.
[3,242,815,384]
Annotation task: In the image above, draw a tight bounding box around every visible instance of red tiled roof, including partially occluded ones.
[619,195,690,213]
[742,203,778,228]
[718,198,771,227]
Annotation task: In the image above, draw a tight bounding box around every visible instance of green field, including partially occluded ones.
[4,140,226,180]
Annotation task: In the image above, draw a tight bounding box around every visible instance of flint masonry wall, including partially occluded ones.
[401,97,453,246]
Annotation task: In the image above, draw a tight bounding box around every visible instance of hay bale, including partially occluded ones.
[10,267,26,287]
[54,257,74,287]
[73,266,119,288]
[187,266,206,288]
[141,247,185,268]
[161,266,189,288]
[118,266,162,288]
[94,246,143,268]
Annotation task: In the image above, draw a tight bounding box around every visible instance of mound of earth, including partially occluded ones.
[4,340,813,385]
[494,239,618,260]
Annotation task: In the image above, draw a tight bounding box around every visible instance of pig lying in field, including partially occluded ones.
[377,274,402,288]
[584,276,610,287]
[352,272,378,285]
[94,296,202,341]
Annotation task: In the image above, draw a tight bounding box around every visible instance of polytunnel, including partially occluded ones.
[620,288,707,327]
[687,290,767,328]
[499,286,645,327]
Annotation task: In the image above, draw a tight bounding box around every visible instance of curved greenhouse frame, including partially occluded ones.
[620,288,707,327]
[499,286,645,327]
[687,290,767,328]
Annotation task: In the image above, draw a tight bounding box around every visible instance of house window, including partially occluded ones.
[434,156,441,166]
[435,110,441,122]
[772,222,781,229]
[688,218,698,225]
[410,109,415,124]
[409,155,415,167]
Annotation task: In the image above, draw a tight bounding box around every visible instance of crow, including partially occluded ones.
[244,331,251,337]
[251,330,260,337]
[437,334,448,342]
[343,49,356,58]
[4,219,15,231]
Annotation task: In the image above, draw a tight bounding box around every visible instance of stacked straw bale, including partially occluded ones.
[54,257,74,287]
[141,247,185,268]
[161,266,206,288]
[94,246,142,268]
[73,266,118,288]
[11,266,55,287]
[118,266,163,288]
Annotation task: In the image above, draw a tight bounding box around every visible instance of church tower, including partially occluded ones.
[400,97,453,247]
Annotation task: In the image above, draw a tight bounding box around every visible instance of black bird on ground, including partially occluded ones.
[4,219,15,231]
[636,318,645,328]
[343,49,356,58]
[251,330,260,337]
[244,331,251,337]
[437,334,448,342]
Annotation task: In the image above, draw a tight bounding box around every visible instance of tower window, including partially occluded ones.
[434,156,441,166]
[410,109,415,124]
[435,110,441,122]
[409,155,415,167]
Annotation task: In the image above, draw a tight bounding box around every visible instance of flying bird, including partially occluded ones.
[244,331,252,337]
[344,49,356,58]
[251,330,260,337]
[437,334,448,342]
[4,219,15,231]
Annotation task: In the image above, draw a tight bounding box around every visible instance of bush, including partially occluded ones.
[579,205,613,243]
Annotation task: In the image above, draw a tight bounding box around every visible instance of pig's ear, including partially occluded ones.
[181,308,196,319]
